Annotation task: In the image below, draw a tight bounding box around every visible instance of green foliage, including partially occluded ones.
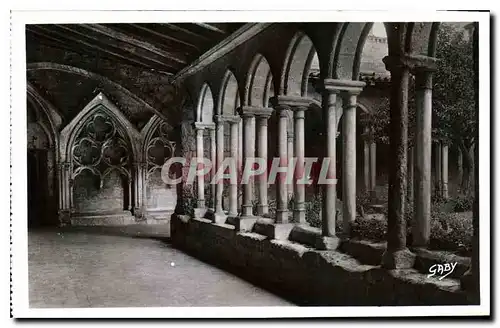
[367,24,476,152]
[433,24,476,145]
[178,187,197,216]
[351,215,387,241]
[305,193,322,228]
[451,196,473,212]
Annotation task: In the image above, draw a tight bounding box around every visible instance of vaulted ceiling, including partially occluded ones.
[26,23,245,129]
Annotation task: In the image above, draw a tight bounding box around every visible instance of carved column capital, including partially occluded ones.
[383,54,438,74]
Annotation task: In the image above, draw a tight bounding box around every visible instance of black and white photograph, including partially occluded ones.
[8,7,491,319]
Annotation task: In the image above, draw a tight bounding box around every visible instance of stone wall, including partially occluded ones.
[171,214,476,306]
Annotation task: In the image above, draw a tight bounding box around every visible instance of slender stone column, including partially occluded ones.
[292,105,308,223]
[441,143,449,199]
[209,126,216,210]
[412,66,440,247]
[363,127,370,192]
[341,91,360,235]
[275,104,290,223]
[370,141,377,197]
[435,141,442,198]
[214,115,225,219]
[320,86,338,238]
[287,129,294,202]
[381,54,433,268]
[457,147,463,187]
[239,108,256,217]
[193,123,206,216]
[228,117,240,217]
[256,109,273,216]
[237,119,243,208]
[315,80,364,248]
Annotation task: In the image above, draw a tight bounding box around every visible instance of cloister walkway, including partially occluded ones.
[28,228,293,308]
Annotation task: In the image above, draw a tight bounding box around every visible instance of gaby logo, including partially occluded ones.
[427,262,458,280]
[161,156,338,185]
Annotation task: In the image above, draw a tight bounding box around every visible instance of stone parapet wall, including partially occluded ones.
[171,214,476,306]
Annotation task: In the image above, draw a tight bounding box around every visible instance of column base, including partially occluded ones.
[292,207,306,224]
[194,207,207,218]
[226,215,257,232]
[315,236,341,250]
[252,218,294,240]
[241,205,253,217]
[381,248,416,269]
[276,209,289,224]
[213,211,227,224]
[256,204,269,217]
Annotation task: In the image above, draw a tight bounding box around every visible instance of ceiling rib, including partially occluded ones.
[81,24,188,65]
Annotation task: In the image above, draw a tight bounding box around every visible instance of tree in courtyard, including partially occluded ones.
[432,24,476,194]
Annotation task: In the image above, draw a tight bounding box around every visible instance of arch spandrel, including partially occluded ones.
[334,23,374,80]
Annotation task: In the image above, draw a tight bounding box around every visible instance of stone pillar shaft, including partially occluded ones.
[442,144,449,199]
[257,115,270,215]
[287,131,294,201]
[413,71,432,247]
[363,133,370,192]
[195,126,205,208]
[276,107,289,223]
[380,53,423,269]
[241,114,256,217]
[370,141,377,194]
[293,108,306,223]
[209,127,216,210]
[321,90,337,237]
[342,93,357,235]
[215,117,225,215]
[229,120,239,216]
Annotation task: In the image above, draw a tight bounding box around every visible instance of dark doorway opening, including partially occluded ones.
[27,149,50,228]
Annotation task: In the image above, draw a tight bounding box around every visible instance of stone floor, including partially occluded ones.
[28,228,293,308]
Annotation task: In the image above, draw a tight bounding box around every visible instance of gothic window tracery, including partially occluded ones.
[146,120,176,181]
[71,109,132,188]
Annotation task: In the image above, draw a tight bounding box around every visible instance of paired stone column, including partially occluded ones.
[292,104,308,223]
[237,119,244,208]
[255,108,273,216]
[441,143,449,199]
[270,99,291,224]
[287,127,294,202]
[369,141,377,197]
[228,116,240,217]
[341,89,364,235]
[363,127,377,197]
[434,140,442,198]
[363,130,370,192]
[213,115,226,221]
[238,107,256,217]
[381,54,430,268]
[193,122,210,217]
[208,126,216,211]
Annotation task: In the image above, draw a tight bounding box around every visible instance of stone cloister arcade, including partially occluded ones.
[25,22,479,306]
